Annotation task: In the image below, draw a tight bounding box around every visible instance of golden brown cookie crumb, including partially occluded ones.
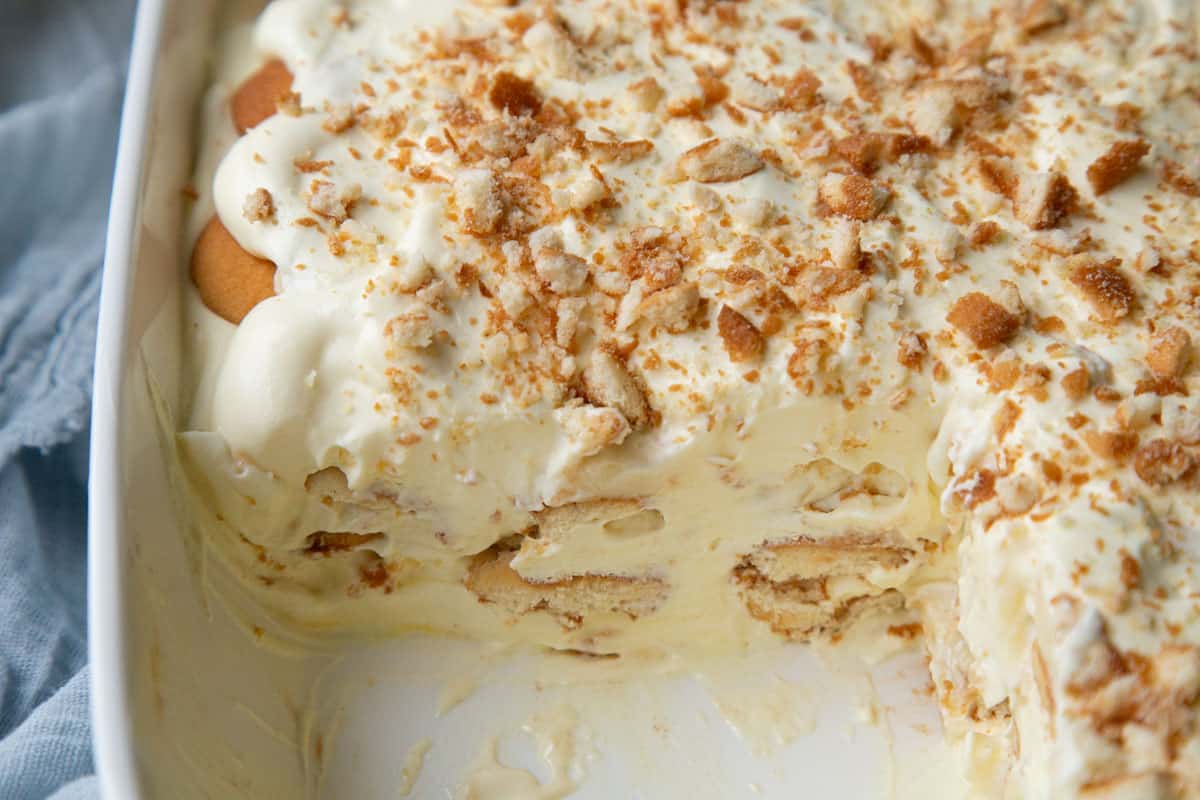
[488,71,542,116]
[969,220,1003,248]
[677,139,764,183]
[1016,170,1077,230]
[1133,439,1195,485]
[1083,429,1139,461]
[819,173,889,221]
[243,188,276,223]
[947,292,1021,349]
[627,77,664,111]
[307,180,361,222]
[1061,368,1090,401]
[978,157,1018,200]
[717,305,765,362]
[637,283,700,333]
[582,348,651,428]
[897,331,927,368]
[1086,140,1150,195]
[1068,258,1134,322]
[1145,326,1191,378]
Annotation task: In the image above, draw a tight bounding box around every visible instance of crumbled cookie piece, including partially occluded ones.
[1133,439,1195,485]
[978,156,1018,200]
[558,401,630,456]
[1146,326,1191,378]
[275,91,303,117]
[1068,258,1134,322]
[534,246,589,295]
[832,134,885,175]
[952,32,992,67]
[1118,551,1141,591]
[1061,367,1090,401]
[243,187,276,223]
[897,331,927,368]
[307,180,361,223]
[522,20,582,78]
[807,269,866,306]
[969,220,1003,248]
[555,297,587,349]
[456,169,505,235]
[831,132,929,175]
[779,69,822,111]
[845,60,879,104]
[1083,429,1139,461]
[732,75,782,112]
[489,71,542,116]
[1163,159,1200,197]
[989,354,1023,391]
[322,106,356,134]
[677,139,764,183]
[582,348,650,428]
[906,85,959,147]
[996,280,1027,320]
[829,218,861,269]
[1016,170,1077,230]
[819,173,889,221]
[1114,393,1160,430]
[717,305,765,363]
[636,283,700,333]
[294,154,333,174]
[947,292,1021,349]
[627,77,664,112]
[1132,246,1161,274]
[1086,140,1150,195]
[693,65,730,108]
[385,309,436,349]
[589,137,655,165]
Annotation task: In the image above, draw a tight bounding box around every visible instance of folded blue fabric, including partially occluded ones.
[0,0,137,796]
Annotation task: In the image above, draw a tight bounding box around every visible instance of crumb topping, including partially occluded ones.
[1086,139,1150,196]
[1068,258,1135,323]
[243,187,276,223]
[677,138,764,183]
[947,292,1021,349]
[1146,326,1191,379]
[717,304,765,363]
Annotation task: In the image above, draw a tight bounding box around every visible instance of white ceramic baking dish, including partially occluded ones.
[89,2,965,797]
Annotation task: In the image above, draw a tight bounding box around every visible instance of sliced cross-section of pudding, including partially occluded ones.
[179,0,1200,797]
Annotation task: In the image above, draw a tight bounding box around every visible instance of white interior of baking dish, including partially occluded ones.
[92,1,971,796]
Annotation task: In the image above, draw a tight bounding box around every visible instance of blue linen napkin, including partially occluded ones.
[0,0,137,796]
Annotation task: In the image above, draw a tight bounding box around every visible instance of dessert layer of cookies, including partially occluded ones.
[180,1,1200,797]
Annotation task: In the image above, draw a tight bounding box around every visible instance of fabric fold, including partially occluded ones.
[0,0,138,796]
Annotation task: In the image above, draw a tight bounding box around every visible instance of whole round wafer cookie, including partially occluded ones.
[191,216,276,324]
[231,59,293,135]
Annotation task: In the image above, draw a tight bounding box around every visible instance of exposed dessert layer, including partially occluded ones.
[180,0,1200,797]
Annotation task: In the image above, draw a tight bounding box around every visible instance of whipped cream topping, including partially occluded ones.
[182,1,1200,797]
